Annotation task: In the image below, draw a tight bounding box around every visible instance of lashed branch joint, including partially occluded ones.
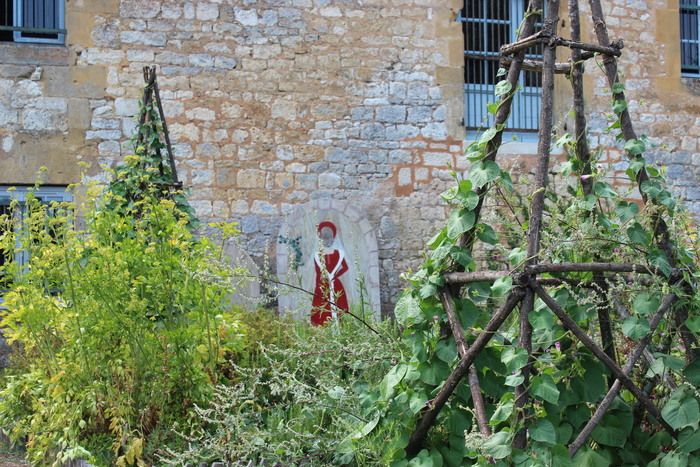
[500,31,623,57]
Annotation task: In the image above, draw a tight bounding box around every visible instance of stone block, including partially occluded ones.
[398,167,412,186]
[407,82,429,100]
[120,0,160,18]
[407,106,432,123]
[114,97,138,116]
[386,124,419,140]
[10,79,41,108]
[86,129,121,140]
[120,31,166,46]
[2,135,13,152]
[376,105,406,123]
[189,54,215,68]
[261,10,278,25]
[0,104,19,126]
[197,2,219,21]
[389,149,411,164]
[156,51,189,65]
[169,123,200,141]
[127,49,155,62]
[196,143,221,158]
[420,123,448,140]
[22,109,67,132]
[318,172,342,188]
[234,8,258,26]
[161,4,182,19]
[238,169,266,188]
[320,7,342,17]
[251,200,278,215]
[98,140,121,156]
[423,152,452,167]
[91,117,120,129]
[186,107,216,121]
[91,17,120,46]
[192,169,214,185]
[214,56,238,69]
[360,123,385,140]
[0,43,71,66]
[286,162,306,173]
[271,100,297,120]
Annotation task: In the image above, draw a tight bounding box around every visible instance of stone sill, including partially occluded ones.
[0,42,70,66]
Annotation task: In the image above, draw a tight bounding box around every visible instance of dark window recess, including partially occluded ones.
[461,0,543,132]
[0,0,65,44]
[0,202,13,292]
[0,189,71,296]
[681,0,700,76]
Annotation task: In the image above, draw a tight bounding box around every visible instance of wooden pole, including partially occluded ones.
[514,0,560,448]
[567,0,617,368]
[587,0,698,362]
[500,34,622,57]
[462,0,545,253]
[413,0,548,456]
[439,290,491,437]
[405,289,525,456]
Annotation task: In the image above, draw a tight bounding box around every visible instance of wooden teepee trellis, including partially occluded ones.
[404,0,699,457]
[135,65,181,188]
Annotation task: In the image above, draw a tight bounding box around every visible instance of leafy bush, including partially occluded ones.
[159,318,403,466]
[0,179,243,466]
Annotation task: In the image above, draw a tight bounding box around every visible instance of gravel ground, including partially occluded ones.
[0,453,28,467]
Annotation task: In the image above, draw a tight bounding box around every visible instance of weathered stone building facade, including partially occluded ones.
[0,0,698,313]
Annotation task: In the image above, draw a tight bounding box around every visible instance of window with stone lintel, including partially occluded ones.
[0,0,65,44]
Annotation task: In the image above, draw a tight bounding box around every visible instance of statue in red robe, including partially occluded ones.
[311,221,349,326]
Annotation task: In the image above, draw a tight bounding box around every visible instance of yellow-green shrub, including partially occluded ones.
[0,185,243,466]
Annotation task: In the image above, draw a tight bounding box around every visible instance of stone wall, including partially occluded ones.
[0,0,466,314]
[0,0,698,314]
[580,0,700,214]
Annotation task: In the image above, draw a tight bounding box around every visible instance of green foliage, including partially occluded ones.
[105,98,197,229]
[0,189,243,465]
[158,319,402,466]
[370,82,700,466]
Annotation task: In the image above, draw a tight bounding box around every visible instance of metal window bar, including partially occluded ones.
[0,187,71,298]
[0,201,12,295]
[0,0,65,43]
[460,0,542,133]
[681,0,700,75]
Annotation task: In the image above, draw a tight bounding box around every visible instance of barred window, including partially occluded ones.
[681,0,700,76]
[461,0,543,135]
[0,186,71,297]
[0,0,65,44]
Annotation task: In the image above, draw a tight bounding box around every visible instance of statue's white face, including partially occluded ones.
[320,226,334,248]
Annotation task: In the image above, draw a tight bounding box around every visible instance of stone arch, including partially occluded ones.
[276,198,380,321]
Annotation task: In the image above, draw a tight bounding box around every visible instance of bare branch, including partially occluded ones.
[532,282,677,438]
[568,293,678,456]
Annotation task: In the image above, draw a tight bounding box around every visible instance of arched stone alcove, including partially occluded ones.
[276,198,380,322]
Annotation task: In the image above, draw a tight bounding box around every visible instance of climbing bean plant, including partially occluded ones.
[105,96,197,229]
[354,78,700,466]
